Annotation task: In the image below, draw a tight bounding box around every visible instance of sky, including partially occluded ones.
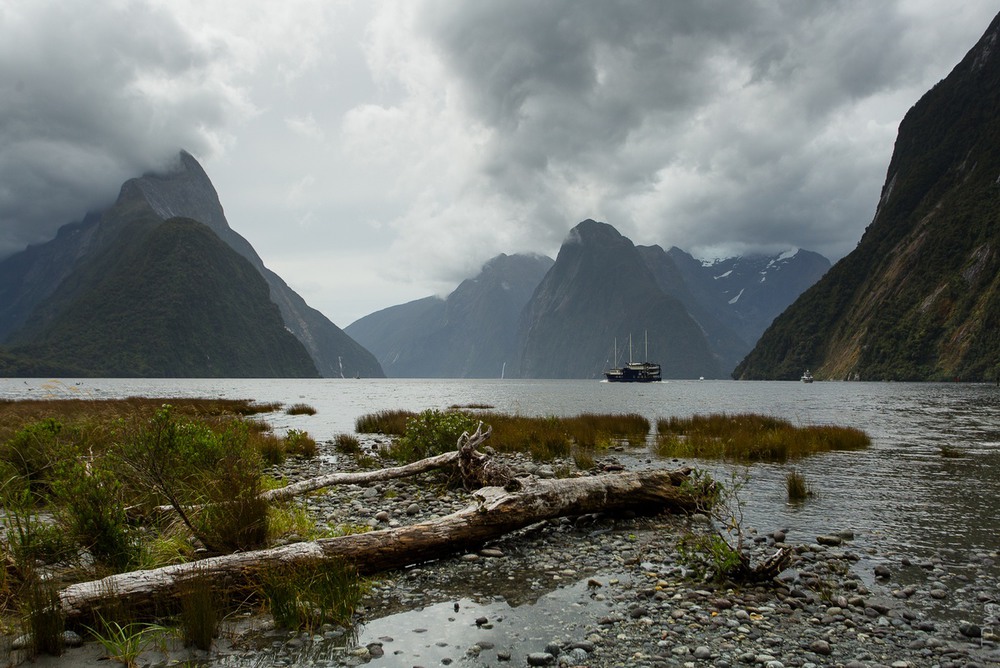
[2,1,998,327]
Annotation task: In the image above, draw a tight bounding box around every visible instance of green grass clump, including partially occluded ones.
[22,577,65,657]
[285,403,317,416]
[85,617,169,668]
[179,570,218,651]
[655,413,870,463]
[258,559,366,632]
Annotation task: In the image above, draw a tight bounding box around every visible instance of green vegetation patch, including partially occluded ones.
[655,413,870,463]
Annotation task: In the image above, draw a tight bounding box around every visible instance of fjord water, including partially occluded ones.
[4,377,998,561]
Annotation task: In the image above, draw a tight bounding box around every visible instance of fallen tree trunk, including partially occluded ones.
[150,428,490,514]
[60,467,698,623]
[261,449,475,502]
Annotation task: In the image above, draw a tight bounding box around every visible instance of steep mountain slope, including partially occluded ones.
[4,218,318,377]
[346,254,553,377]
[0,151,383,378]
[735,12,1000,381]
[515,220,722,379]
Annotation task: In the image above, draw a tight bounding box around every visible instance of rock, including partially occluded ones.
[874,564,892,579]
[816,535,843,546]
[62,630,83,648]
[480,547,505,558]
[959,622,982,638]
[629,605,648,619]
[374,510,390,523]
[527,651,555,665]
[809,639,832,655]
[406,503,420,515]
[694,645,712,659]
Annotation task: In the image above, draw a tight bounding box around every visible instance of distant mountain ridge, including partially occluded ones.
[349,220,828,379]
[736,11,1000,381]
[0,151,383,378]
[346,253,553,377]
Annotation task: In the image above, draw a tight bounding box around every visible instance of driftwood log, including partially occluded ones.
[60,467,698,623]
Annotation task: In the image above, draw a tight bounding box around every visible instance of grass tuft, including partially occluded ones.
[333,433,362,454]
[285,403,317,416]
[786,469,812,501]
[258,559,366,632]
[355,409,413,435]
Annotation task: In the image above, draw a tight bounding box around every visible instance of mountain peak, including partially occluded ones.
[118,150,228,234]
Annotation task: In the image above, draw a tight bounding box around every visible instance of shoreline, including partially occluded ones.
[9,439,1000,667]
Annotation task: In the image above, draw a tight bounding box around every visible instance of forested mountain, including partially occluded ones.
[736,11,1000,381]
[3,218,317,377]
[0,151,383,377]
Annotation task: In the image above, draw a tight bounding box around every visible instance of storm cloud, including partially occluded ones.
[2,1,996,324]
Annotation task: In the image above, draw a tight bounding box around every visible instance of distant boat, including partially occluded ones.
[604,333,662,383]
[801,369,814,383]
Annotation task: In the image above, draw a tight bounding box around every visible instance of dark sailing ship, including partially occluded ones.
[603,333,661,383]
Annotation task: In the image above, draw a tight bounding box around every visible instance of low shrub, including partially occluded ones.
[388,410,479,462]
[52,459,139,572]
[284,429,317,458]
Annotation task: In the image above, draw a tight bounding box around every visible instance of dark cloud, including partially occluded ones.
[413,1,986,259]
[0,1,245,256]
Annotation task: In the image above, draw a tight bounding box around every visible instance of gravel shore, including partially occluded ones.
[14,438,1000,668]
[236,440,1000,668]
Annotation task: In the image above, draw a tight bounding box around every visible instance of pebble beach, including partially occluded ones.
[15,437,1000,668]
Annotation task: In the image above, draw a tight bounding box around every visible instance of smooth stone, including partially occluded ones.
[816,535,843,546]
[809,639,832,655]
[527,651,555,666]
[874,565,892,579]
[694,645,712,659]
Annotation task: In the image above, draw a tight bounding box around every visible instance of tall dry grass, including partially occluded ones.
[655,413,869,462]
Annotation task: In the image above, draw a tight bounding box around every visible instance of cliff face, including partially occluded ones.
[515,220,722,379]
[736,12,1000,381]
[0,151,384,378]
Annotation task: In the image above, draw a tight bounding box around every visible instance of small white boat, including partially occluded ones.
[801,370,814,383]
